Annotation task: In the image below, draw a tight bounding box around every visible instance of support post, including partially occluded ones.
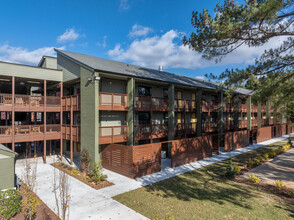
[70,95,73,165]
[196,89,202,137]
[257,101,262,128]
[49,140,52,156]
[44,80,47,163]
[233,96,240,131]
[168,84,175,157]
[127,78,134,146]
[81,69,99,166]
[266,99,270,126]
[247,96,252,130]
[12,76,15,152]
[218,92,224,149]
[60,82,63,159]
[34,141,37,158]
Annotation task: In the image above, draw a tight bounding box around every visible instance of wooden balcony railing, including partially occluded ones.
[99,125,128,144]
[252,119,258,127]
[62,125,80,142]
[251,105,258,112]
[175,123,197,136]
[239,104,247,112]
[174,100,196,112]
[269,118,274,125]
[223,103,234,112]
[202,121,218,133]
[239,120,247,129]
[135,96,169,111]
[202,101,218,112]
[62,95,80,111]
[223,121,234,131]
[99,92,128,111]
[261,105,267,112]
[0,93,12,106]
[134,124,168,140]
[262,119,267,126]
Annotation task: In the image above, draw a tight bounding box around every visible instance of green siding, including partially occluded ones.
[0,62,62,82]
[0,155,15,190]
[81,68,99,165]
[127,78,134,146]
[57,54,80,82]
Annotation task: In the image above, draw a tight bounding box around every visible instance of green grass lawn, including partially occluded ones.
[114,141,294,220]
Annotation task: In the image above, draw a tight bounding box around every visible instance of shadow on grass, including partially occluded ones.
[145,142,291,211]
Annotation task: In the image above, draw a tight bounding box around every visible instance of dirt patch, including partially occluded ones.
[0,184,59,220]
[51,162,113,190]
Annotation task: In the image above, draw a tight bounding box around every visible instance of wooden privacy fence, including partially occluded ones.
[101,143,161,178]
[224,130,249,152]
[171,136,213,168]
[252,126,273,143]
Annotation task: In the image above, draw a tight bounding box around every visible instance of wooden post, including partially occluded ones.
[60,82,63,159]
[49,140,52,156]
[44,80,47,163]
[70,95,73,165]
[34,141,37,158]
[12,76,15,152]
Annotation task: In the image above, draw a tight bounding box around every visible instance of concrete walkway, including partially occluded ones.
[242,148,294,189]
[15,134,292,220]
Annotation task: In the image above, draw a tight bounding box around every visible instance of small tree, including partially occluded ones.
[80,149,91,174]
[90,161,107,184]
[225,158,237,179]
[22,157,38,220]
[53,165,71,220]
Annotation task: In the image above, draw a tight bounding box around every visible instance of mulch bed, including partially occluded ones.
[234,177,294,206]
[0,184,59,220]
[51,162,113,190]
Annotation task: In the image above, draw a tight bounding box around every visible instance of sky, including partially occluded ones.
[0,0,281,80]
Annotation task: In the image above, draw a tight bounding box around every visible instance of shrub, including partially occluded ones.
[0,189,22,220]
[275,180,284,189]
[90,161,107,184]
[275,147,283,155]
[263,153,269,160]
[289,190,294,199]
[288,136,293,147]
[225,158,237,179]
[68,167,73,171]
[71,170,80,175]
[234,165,241,174]
[80,149,91,174]
[81,176,90,181]
[282,144,291,151]
[248,174,261,184]
[247,158,254,169]
[22,185,39,219]
[268,151,276,158]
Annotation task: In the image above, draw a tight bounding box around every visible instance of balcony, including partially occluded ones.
[0,125,61,143]
[252,119,258,127]
[261,105,267,112]
[135,96,168,111]
[239,104,247,112]
[0,93,61,112]
[175,123,196,136]
[99,92,128,111]
[202,101,218,112]
[62,95,80,111]
[239,120,247,129]
[99,125,128,144]
[251,105,258,113]
[223,120,234,131]
[202,121,218,133]
[62,125,80,142]
[174,99,196,112]
[262,119,267,126]
[269,118,274,125]
[223,103,234,112]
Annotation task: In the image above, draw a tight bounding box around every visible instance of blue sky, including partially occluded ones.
[0,0,276,79]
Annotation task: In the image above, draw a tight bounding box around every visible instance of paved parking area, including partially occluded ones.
[242,148,294,189]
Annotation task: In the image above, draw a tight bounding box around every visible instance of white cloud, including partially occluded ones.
[128,24,153,38]
[0,43,64,65]
[57,28,79,43]
[120,0,130,10]
[195,76,205,80]
[108,29,287,70]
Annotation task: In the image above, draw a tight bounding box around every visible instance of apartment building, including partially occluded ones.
[0,49,288,178]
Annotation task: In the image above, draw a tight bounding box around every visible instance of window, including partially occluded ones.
[138,86,151,96]
[138,112,150,125]
[163,89,168,98]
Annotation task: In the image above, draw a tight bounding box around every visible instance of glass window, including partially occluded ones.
[138,86,152,96]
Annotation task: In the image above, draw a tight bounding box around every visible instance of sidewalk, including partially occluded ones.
[15,134,292,220]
